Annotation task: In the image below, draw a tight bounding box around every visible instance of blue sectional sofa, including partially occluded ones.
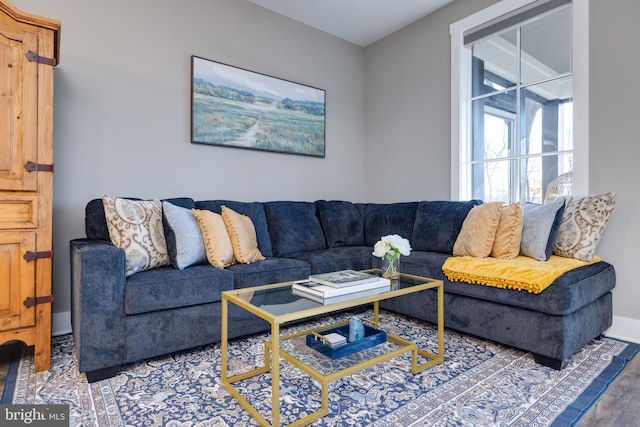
[70,198,615,382]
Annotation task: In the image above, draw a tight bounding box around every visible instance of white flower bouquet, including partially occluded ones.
[372,234,411,279]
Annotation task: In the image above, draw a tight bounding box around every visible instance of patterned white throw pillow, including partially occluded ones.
[103,195,170,276]
[554,193,616,262]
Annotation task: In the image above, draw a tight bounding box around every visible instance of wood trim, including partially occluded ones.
[0,328,35,347]
[33,22,56,373]
[0,0,60,63]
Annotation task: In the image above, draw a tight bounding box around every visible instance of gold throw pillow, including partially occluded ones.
[453,202,504,258]
[490,202,524,260]
[221,206,265,264]
[192,209,236,268]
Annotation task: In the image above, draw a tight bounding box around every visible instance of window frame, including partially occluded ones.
[450,0,588,200]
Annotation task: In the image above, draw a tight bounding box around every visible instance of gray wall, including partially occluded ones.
[11,0,366,331]
[365,0,640,332]
[364,0,499,202]
[589,0,640,325]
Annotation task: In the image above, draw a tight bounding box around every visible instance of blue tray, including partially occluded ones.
[306,324,387,359]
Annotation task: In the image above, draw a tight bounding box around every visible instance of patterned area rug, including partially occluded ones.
[5,310,639,426]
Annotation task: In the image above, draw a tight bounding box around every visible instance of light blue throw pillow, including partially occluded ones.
[520,197,565,261]
[162,201,207,270]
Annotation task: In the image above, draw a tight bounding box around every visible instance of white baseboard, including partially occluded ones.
[605,315,640,344]
[52,311,72,337]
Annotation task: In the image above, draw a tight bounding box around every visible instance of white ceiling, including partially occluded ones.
[245,0,456,47]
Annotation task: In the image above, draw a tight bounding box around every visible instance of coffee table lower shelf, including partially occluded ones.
[221,271,444,427]
[222,318,443,427]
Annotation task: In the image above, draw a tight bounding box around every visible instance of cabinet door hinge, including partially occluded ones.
[23,251,54,262]
[23,295,54,309]
[25,51,57,67]
[24,161,54,173]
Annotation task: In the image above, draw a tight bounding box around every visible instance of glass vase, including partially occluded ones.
[381,255,400,281]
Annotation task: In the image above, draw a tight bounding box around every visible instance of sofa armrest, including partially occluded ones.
[70,238,126,374]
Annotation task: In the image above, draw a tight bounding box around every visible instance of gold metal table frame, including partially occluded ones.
[221,270,444,427]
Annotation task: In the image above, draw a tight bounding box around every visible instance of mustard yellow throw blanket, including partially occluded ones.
[442,255,600,294]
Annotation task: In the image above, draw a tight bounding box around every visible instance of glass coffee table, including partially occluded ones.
[220,269,444,427]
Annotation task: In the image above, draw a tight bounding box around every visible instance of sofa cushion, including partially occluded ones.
[221,206,265,264]
[162,201,207,270]
[412,200,481,253]
[289,246,374,275]
[316,200,366,247]
[85,198,113,241]
[554,193,617,262]
[192,209,236,268]
[195,200,273,257]
[264,201,326,257]
[520,197,565,261]
[398,251,452,280]
[442,261,616,316]
[399,251,616,316]
[227,257,311,289]
[364,202,418,247]
[124,265,234,315]
[453,202,503,258]
[102,195,170,276]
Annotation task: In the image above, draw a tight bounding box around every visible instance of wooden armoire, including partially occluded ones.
[0,0,60,372]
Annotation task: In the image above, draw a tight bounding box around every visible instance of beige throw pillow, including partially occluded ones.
[102,195,170,276]
[192,209,236,268]
[221,206,265,264]
[453,202,504,258]
[491,202,524,260]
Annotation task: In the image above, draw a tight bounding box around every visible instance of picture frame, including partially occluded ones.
[191,56,326,157]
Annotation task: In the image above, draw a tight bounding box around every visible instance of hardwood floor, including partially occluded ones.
[575,352,640,427]
[1,342,638,424]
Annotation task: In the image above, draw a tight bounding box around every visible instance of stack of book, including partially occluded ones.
[292,270,391,305]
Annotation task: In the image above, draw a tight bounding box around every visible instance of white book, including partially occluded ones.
[292,276,390,299]
[308,270,381,288]
[292,283,390,305]
[321,332,347,347]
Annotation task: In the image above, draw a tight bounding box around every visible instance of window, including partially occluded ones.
[450,0,588,203]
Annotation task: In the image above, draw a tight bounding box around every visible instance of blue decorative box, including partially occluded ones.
[306,324,387,359]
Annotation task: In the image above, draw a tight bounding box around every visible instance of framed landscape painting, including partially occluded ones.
[191,56,326,157]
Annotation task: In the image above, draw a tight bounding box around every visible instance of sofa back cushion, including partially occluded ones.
[85,197,194,241]
[86,198,111,240]
[194,200,273,257]
[412,200,482,253]
[364,202,418,247]
[316,200,366,247]
[264,201,327,257]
